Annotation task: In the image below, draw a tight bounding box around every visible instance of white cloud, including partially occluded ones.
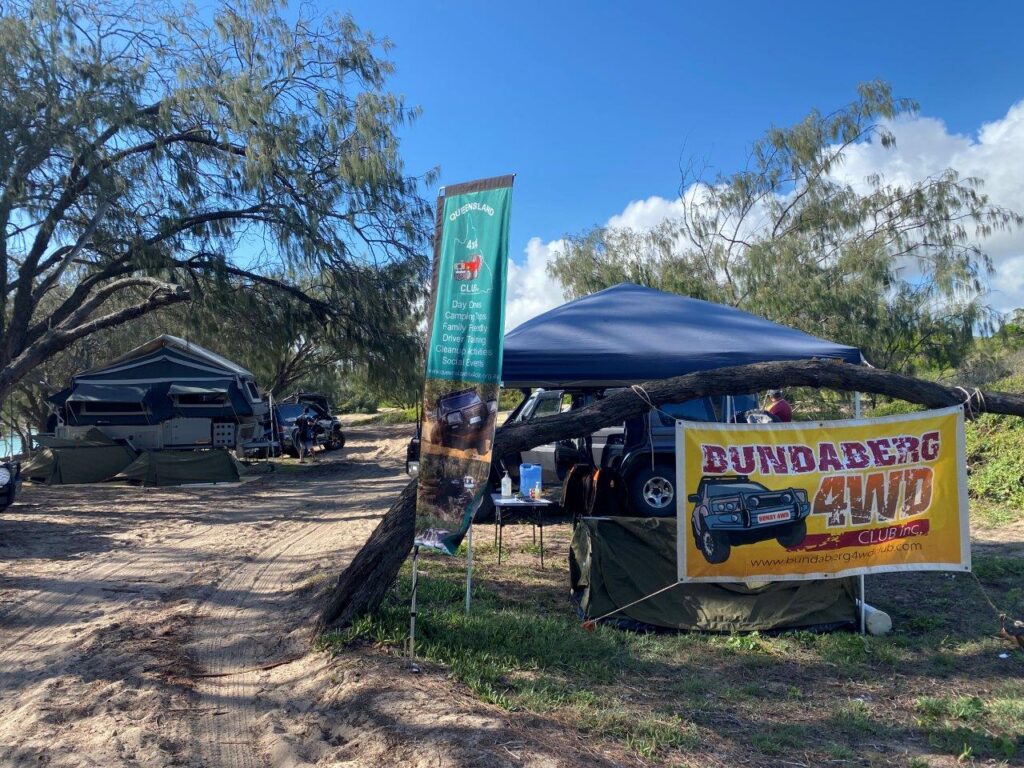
[503,237,567,332]
[508,100,1024,326]
[836,102,1024,310]
[605,196,687,230]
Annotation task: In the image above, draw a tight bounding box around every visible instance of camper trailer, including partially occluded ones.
[49,336,270,451]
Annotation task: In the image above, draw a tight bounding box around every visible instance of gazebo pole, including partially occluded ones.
[854,391,866,635]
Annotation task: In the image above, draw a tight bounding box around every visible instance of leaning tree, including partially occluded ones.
[316,359,1024,632]
[0,0,432,404]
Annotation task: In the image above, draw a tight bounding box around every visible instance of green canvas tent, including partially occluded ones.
[114,449,244,486]
[22,430,137,485]
[571,517,857,632]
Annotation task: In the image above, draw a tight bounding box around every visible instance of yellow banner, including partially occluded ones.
[675,406,969,582]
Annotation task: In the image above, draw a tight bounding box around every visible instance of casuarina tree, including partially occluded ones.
[0,0,431,404]
[549,82,1021,373]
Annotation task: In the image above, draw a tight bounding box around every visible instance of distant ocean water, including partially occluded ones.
[2,434,22,458]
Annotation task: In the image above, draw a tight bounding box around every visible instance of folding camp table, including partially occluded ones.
[489,494,555,568]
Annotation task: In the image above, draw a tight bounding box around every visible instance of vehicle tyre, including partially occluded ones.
[776,519,807,549]
[286,428,301,458]
[628,464,676,517]
[333,429,345,450]
[699,522,731,564]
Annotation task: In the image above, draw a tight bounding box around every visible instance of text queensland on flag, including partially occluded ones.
[415,175,513,555]
[675,406,969,582]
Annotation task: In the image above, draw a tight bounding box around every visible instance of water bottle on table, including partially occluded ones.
[519,463,542,499]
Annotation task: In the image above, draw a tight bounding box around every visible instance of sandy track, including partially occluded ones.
[1,425,610,768]
[0,427,410,767]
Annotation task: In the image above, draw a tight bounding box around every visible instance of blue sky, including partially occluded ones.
[333,0,1024,259]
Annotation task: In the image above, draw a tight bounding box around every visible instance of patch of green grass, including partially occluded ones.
[579,709,700,759]
[926,726,1017,761]
[971,500,1020,528]
[825,742,856,761]
[722,631,766,652]
[973,554,1024,582]
[359,407,418,425]
[965,385,1024,524]
[751,725,809,756]
[904,614,945,632]
[317,542,1023,766]
[833,699,883,736]
[913,695,1021,760]
[320,568,704,759]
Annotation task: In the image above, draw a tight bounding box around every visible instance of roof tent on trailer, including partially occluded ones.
[49,335,269,450]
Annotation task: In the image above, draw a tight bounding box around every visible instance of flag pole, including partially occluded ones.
[854,391,866,635]
[465,521,474,613]
[409,545,420,658]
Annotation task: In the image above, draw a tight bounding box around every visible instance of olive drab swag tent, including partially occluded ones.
[115,449,244,486]
[502,283,864,632]
[22,429,136,485]
[571,518,857,632]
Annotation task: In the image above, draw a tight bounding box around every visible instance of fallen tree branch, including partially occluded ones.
[316,358,1024,632]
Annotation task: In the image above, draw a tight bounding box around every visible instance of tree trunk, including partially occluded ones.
[316,358,1024,631]
[314,479,417,634]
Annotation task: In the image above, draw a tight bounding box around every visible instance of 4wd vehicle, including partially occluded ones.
[275,400,345,456]
[688,475,810,564]
[0,460,21,511]
[404,387,765,517]
[510,389,760,517]
[430,388,498,453]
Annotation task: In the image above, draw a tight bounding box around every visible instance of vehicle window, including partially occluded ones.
[530,395,563,420]
[708,482,768,497]
[278,404,304,421]
[510,392,539,423]
[246,381,261,401]
[710,397,725,422]
[440,389,478,411]
[175,393,227,406]
[559,393,573,412]
[733,394,758,418]
[658,398,715,425]
[80,402,145,414]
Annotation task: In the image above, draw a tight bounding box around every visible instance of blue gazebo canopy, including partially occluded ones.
[502,283,862,388]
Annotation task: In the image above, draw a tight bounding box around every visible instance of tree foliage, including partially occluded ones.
[1,0,431,403]
[549,82,1022,372]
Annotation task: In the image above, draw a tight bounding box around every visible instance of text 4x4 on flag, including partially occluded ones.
[675,407,970,582]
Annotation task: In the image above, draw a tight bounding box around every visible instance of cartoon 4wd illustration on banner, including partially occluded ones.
[676,406,970,582]
[688,475,811,564]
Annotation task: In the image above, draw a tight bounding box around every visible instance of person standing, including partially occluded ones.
[766,390,793,423]
[295,407,316,463]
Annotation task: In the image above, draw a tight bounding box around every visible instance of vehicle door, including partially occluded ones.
[648,398,717,448]
[517,390,565,482]
[588,389,626,468]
